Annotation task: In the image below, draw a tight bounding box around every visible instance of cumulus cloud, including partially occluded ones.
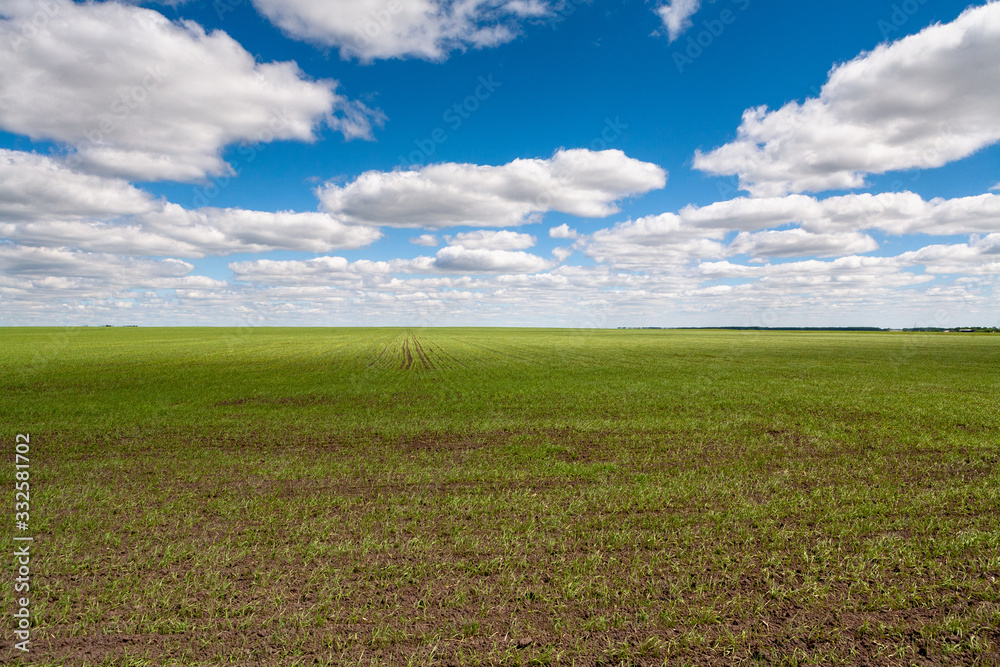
[7,239,996,326]
[0,0,382,182]
[317,149,667,229]
[551,246,574,262]
[0,242,230,323]
[549,223,579,239]
[137,206,382,256]
[0,150,382,256]
[0,150,156,222]
[694,3,1000,196]
[444,230,535,250]
[700,241,1000,283]
[894,237,1000,274]
[728,229,879,258]
[1,206,382,258]
[679,195,824,232]
[0,219,179,257]
[697,256,928,287]
[0,242,194,287]
[431,245,552,272]
[229,256,395,285]
[585,213,727,269]
[410,234,439,247]
[677,192,1000,236]
[580,188,1000,270]
[656,0,701,42]
[230,245,555,283]
[249,0,552,61]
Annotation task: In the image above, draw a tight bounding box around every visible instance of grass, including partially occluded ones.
[2,327,999,665]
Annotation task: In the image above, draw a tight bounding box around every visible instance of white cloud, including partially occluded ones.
[677,191,1000,236]
[0,219,180,257]
[138,206,383,256]
[229,256,395,285]
[0,150,156,222]
[552,246,574,262]
[7,240,997,327]
[249,0,552,61]
[976,233,1000,255]
[585,213,727,269]
[1,206,382,258]
[431,245,552,273]
[679,195,823,231]
[813,192,1000,236]
[410,234,439,247]
[728,229,879,258]
[0,243,210,287]
[697,255,926,286]
[699,239,1000,283]
[230,245,555,283]
[0,0,382,182]
[317,149,667,229]
[656,0,701,42]
[694,3,1000,196]
[991,183,1000,192]
[444,230,535,250]
[580,188,1000,270]
[549,223,579,239]
[894,237,1000,274]
[0,150,382,256]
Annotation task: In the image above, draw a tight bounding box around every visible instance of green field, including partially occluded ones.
[3,327,999,665]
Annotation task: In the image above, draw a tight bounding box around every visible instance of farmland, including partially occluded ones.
[2,327,999,665]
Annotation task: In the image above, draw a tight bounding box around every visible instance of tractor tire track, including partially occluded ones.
[368,341,394,368]
[400,336,414,370]
[411,336,435,370]
[424,339,467,368]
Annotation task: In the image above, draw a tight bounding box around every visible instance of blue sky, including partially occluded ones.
[1,0,998,327]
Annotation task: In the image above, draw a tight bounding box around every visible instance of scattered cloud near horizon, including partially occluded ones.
[0,149,382,257]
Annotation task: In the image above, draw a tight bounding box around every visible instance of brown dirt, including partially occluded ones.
[7,427,999,666]
[214,394,336,407]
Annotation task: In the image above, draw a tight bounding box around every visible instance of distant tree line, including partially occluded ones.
[903,327,1000,333]
[616,326,1000,332]
[619,326,886,331]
